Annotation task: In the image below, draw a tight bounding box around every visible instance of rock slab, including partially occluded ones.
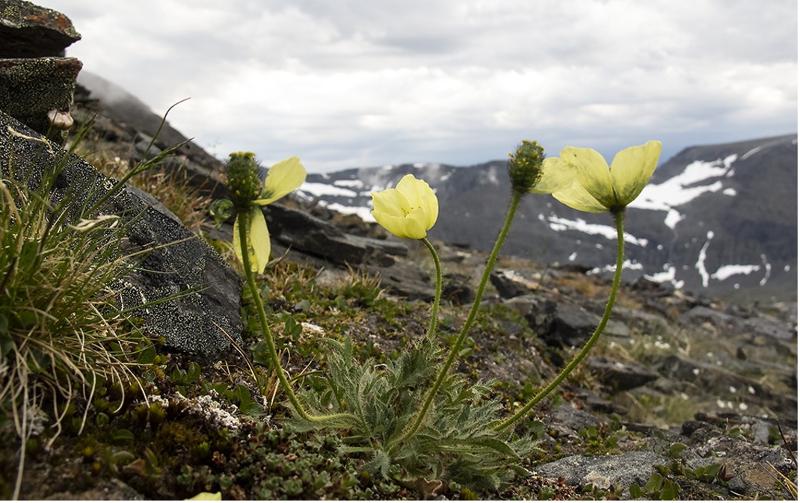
[535,450,668,494]
[0,56,82,134]
[0,110,242,357]
[0,0,81,57]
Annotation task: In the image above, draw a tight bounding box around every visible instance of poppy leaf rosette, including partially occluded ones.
[551,140,662,213]
[229,154,307,273]
[371,174,439,239]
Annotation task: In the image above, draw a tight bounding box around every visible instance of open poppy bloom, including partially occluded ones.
[233,156,307,273]
[371,174,439,239]
[551,141,662,213]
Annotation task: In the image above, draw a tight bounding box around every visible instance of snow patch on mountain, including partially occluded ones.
[589,259,643,274]
[711,264,761,281]
[759,254,771,286]
[300,182,358,198]
[646,265,685,289]
[333,179,365,188]
[544,215,648,247]
[630,154,737,229]
[695,231,715,287]
[323,202,375,222]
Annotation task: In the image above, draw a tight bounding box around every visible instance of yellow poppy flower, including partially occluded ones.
[232,155,307,273]
[551,141,662,213]
[371,174,438,239]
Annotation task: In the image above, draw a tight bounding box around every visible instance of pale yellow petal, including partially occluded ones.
[421,185,438,229]
[610,140,662,206]
[552,181,608,213]
[396,174,438,229]
[530,157,575,194]
[371,188,410,217]
[396,174,424,207]
[403,207,428,239]
[188,492,222,500]
[249,207,271,274]
[233,215,243,269]
[255,156,307,205]
[371,210,408,238]
[561,146,614,209]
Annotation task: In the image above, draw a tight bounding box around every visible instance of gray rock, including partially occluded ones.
[44,478,142,500]
[442,272,474,305]
[628,276,675,297]
[542,302,629,347]
[743,315,795,342]
[0,0,81,57]
[546,403,604,438]
[587,356,659,391]
[372,260,435,301]
[751,420,772,445]
[503,294,629,346]
[0,110,242,356]
[683,428,795,498]
[0,57,82,137]
[490,269,535,299]
[680,306,733,326]
[657,354,797,420]
[535,450,668,493]
[265,203,407,266]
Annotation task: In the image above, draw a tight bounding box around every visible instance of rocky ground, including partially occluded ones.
[0,1,797,499]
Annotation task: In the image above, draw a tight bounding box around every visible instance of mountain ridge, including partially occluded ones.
[303,134,798,302]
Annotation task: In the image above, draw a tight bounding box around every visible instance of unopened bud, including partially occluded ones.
[226,152,262,207]
[508,140,545,193]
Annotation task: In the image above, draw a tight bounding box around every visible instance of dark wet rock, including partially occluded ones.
[490,269,537,299]
[0,110,242,356]
[587,357,659,392]
[0,0,81,57]
[535,450,668,494]
[442,272,474,305]
[0,56,81,136]
[265,204,407,267]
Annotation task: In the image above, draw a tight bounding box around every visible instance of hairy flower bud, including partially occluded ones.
[508,140,545,193]
[226,152,262,207]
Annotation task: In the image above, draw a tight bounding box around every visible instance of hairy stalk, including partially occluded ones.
[421,238,443,342]
[494,209,625,432]
[389,191,523,450]
[238,208,357,425]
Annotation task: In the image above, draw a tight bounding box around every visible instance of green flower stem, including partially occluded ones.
[238,208,357,425]
[421,237,443,342]
[390,190,523,450]
[494,209,626,432]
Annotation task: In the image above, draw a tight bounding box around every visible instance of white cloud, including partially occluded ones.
[43,0,797,171]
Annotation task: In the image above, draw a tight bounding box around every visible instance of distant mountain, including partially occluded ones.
[301,135,797,301]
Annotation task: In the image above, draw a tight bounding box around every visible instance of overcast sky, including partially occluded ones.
[45,0,797,172]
